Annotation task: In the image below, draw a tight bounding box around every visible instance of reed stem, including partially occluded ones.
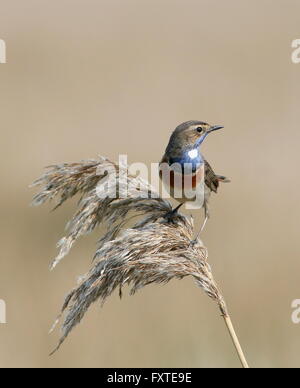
[222,314,249,368]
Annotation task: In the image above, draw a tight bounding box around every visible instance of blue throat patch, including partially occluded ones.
[169,148,203,173]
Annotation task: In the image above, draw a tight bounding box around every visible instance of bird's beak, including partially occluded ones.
[208,125,224,133]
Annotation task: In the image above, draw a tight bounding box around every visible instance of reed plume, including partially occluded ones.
[31,156,249,367]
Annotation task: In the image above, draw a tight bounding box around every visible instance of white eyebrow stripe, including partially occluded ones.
[188,149,199,159]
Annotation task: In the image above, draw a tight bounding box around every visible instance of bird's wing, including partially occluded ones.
[204,159,219,193]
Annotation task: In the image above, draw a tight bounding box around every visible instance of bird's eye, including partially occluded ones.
[196,127,203,133]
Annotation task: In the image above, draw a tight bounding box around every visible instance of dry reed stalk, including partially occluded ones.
[31,156,249,368]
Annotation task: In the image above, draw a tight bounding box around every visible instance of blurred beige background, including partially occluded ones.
[0,0,299,368]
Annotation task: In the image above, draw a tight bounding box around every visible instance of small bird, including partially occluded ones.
[159,120,229,237]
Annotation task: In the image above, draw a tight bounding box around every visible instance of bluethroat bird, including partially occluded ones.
[159,120,229,238]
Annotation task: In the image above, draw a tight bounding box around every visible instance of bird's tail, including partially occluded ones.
[217,175,231,183]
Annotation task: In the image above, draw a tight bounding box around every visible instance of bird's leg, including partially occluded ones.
[190,202,210,245]
[198,214,209,235]
[163,203,183,224]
